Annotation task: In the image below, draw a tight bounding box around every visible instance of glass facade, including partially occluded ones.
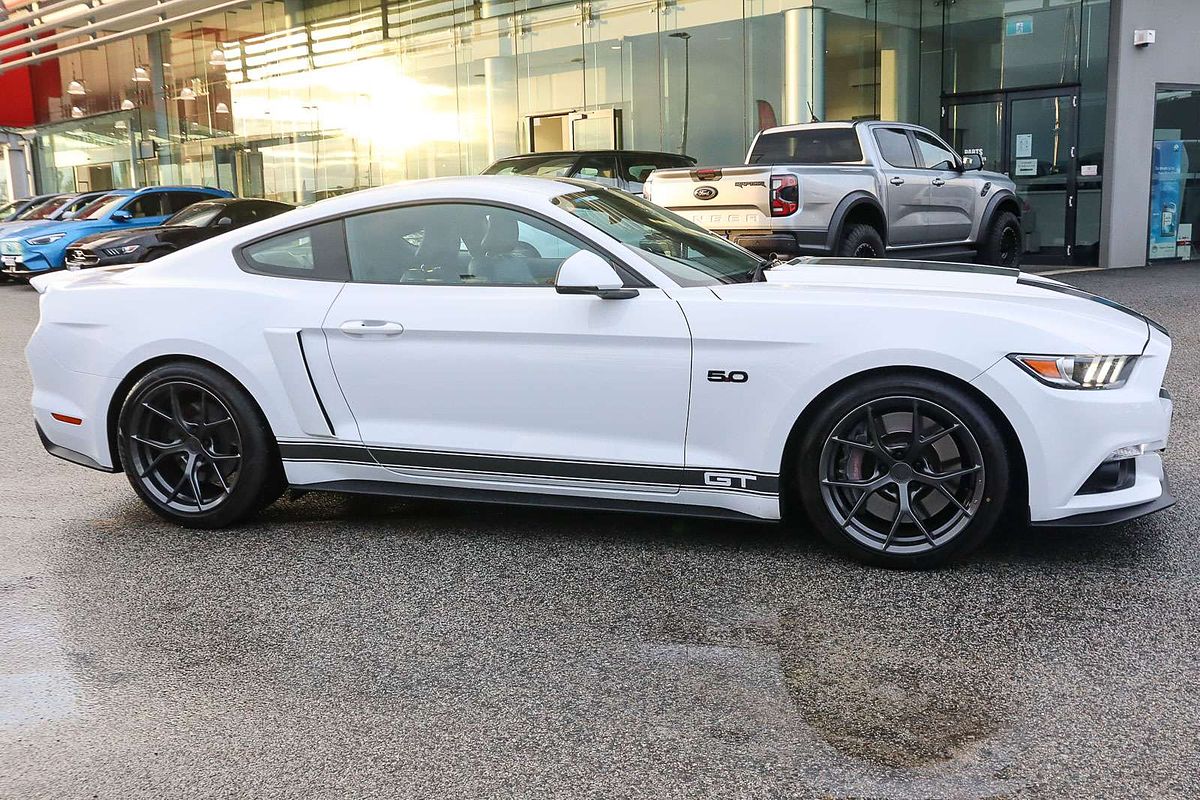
[22,0,1109,261]
[1148,86,1199,262]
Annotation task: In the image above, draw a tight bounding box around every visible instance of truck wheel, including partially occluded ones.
[838,224,885,258]
[976,211,1022,268]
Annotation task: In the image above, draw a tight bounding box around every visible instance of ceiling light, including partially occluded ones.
[114,119,128,130]
[215,102,230,114]
[120,98,136,110]
[179,87,197,101]
[132,65,150,83]
[67,79,86,95]
[70,106,84,118]
[209,48,226,66]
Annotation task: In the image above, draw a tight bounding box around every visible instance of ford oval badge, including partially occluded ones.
[694,186,719,201]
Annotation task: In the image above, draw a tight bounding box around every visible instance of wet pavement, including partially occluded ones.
[1,266,1198,799]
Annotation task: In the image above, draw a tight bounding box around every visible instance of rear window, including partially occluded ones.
[483,155,577,177]
[748,129,863,165]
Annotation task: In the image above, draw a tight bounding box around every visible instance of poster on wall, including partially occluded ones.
[1149,140,1184,260]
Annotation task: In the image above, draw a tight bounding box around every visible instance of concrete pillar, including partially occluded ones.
[783,6,826,124]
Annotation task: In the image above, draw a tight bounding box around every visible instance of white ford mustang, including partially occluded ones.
[26,176,1174,566]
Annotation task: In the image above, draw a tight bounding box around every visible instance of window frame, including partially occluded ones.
[233,198,653,288]
[234,218,351,282]
[908,129,962,171]
[872,127,920,169]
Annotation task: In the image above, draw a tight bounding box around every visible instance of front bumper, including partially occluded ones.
[972,328,1174,526]
[64,247,138,270]
[1,250,55,279]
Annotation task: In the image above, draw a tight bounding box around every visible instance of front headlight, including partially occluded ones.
[25,232,66,246]
[1009,354,1138,390]
[101,245,141,256]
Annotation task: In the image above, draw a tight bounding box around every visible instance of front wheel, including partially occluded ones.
[795,375,1010,568]
[977,211,1022,268]
[116,362,285,528]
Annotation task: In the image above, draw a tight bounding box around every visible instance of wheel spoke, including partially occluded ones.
[207,457,233,494]
[907,399,922,458]
[168,385,189,429]
[864,404,894,462]
[142,402,174,424]
[163,471,189,505]
[136,449,174,478]
[831,436,875,452]
[917,464,983,484]
[841,484,886,529]
[881,507,904,551]
[186,457,205,510]
[822,476,886,490]
[130,433,180,451]
[934,483,973,517]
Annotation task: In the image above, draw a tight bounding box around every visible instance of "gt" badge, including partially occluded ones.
[703,472,757,489]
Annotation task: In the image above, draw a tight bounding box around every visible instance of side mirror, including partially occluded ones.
[961,153,983,172]
[555,251,638,300]
[216,216,234,227]
[111,209,132,222]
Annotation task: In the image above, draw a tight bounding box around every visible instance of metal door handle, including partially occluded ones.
[890,177,905,186]
[931,177,946,187]
[339,320,404,337]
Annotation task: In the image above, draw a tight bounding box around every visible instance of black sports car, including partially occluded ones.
[64,197,294,269]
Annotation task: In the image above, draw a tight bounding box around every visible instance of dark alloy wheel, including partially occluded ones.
[977,211,1022,269]
[117,362,285,527]
[838,223,885,259]
[796,375,1010,568]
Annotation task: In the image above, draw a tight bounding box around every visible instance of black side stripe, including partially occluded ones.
[277,441,779,496]
[295,332,335,436]
[1017,276,1170,337]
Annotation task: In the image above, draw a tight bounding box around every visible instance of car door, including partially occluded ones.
[910,130,975,242]
[119,192,172,229]
[871,126,928,245]
[321,201,693,493]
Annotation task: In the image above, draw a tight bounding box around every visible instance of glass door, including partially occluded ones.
[1007,91,1078,264]
[945,88,1081,264]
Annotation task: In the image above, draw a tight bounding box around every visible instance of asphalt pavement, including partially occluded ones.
[1,265,1198,799]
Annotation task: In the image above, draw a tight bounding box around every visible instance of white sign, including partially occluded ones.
[1015,134,1033,158]
[1081,164,1098,177]
[1015,158,1038,177]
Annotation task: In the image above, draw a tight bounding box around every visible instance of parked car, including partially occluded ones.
[0,185,233,278]
[483,150,696,195]
[26,177,1173,568]
[0,191,108,235]
[0,194,59,223]
[644,121,1023,267]
[65,198,294,269]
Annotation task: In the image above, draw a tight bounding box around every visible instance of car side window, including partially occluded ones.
[913,131,959,171]
[165,191,210,214]
[344,203,591,286]
[124,194,165,218]
[223,204,260,225]
[873,128,918,169]
[621,156,690,184]
[574,155,620,187]
[239,220,347,281]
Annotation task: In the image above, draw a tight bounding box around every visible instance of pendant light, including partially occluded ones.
[209,47,226,67]
[132,65,150,83]
[214,102,230,114]
[120,98,136,110]
[70,106,84,118]
[67,79,86,96]
[179,87,197,101]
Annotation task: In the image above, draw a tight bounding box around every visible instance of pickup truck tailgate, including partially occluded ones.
[646,166,775,230]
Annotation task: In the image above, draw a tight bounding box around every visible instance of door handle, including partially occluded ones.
[890,177,905,186]
[339,320,404,337]
[931,177,946,187]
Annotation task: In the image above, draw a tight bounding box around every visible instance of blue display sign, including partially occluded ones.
[1005,17,1034,36]
[1149,140,1184,260]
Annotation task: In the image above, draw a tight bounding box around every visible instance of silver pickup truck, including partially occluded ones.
[644,121,1023,268]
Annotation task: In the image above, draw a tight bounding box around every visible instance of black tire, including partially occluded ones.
[795,373,1011,568]
[116,361,285,528]
[976,210,1022,268]
[837,223,885,258]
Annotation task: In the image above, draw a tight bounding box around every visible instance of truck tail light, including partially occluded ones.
[770,174,799,217]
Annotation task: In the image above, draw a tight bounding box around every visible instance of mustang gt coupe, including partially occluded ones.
[26,176,1174,567]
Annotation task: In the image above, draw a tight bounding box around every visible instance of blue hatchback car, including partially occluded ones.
[1,185,233,277]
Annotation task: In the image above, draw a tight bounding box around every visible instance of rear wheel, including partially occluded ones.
[116,362,285,528]
[837,223,885,258]
[795,374,1010,568]
[976,211,1022,268]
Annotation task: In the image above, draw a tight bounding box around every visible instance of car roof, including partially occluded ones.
[493,150,693,160]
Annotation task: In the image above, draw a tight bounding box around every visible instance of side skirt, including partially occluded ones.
[293,478,769,523]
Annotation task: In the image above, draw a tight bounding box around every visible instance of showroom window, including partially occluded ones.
[1148,86,1199,262]
[343,203,591,287]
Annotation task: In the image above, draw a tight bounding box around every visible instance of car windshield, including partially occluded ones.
[552,187,763,287]
[484,155,578,177]
[77,193,129,220]
[166,202,223,228]
[13,199,52,219]
[23,196,72,220]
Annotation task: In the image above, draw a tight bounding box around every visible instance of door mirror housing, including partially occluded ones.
[961,153,983,172]
[555,251,638,299]
[110,209,133,222]
[215,216,234,227]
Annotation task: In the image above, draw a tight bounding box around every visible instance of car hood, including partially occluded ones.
[72,227,167,248]
[0,219,63,240]
[711,257,1156,353]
